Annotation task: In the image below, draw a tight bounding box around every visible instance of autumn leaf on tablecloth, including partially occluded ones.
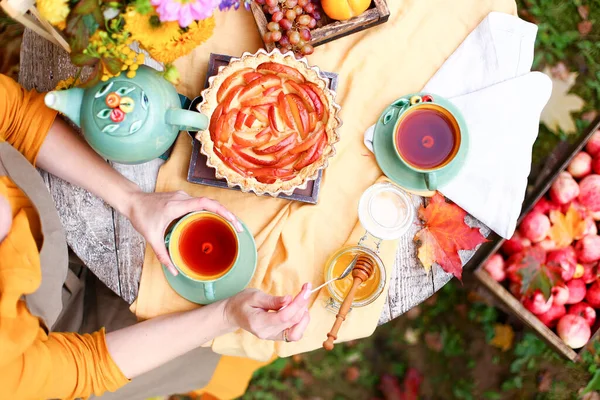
[489,324,514,352]
[548,205,586,247]
[541,66,585,134]
[414,193,487,279]
[512,247,562,300]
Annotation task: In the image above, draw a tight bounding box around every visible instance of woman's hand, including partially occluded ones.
[126,190,243,276]
[224,284,312,342]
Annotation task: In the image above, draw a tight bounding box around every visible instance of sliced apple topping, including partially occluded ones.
[208,62,332,184]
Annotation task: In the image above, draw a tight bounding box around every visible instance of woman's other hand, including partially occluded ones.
[224,284,312,342]
[126,191,242,276]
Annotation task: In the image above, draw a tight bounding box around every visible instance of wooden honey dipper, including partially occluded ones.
[323,254,376,350]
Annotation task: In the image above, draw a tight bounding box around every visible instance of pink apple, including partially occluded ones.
[557,314,591,349]
[579,175,600,212]
[523,291,554,315]
[538,304,566,328]
[582,263,599,284]
[538,239,557,252]
[586,281,600,308]
[576,235,600,263]
[519,211,551,243]
[502,232,531,256]
[547,247,577,281]
[583,217,598,237]
[568,152,593,179]
[532,197,559,215]
[483,254,506,282]
[566,279,587,304]
[550,172,580,205]
[551,284,570,306]
[586,130,600,157]
[568,302,596,326]
[592,157,600,175]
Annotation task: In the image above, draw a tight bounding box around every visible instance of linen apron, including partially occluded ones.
[0,141,220,400]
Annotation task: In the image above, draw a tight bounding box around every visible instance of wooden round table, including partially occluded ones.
[18,29,488,324]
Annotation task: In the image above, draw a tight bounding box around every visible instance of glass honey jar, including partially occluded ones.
[323,182,415,313]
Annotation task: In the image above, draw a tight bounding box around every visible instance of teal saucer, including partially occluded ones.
[372,92,469,192]
[162,220,257,305]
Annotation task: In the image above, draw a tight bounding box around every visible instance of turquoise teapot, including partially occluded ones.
[44,66,207,164]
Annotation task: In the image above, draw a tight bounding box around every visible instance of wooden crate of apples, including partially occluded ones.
[483,131,600,354]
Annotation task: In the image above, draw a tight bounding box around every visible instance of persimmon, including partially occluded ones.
[321,0,371,21]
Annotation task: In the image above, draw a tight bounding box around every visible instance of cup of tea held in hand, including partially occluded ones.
[165,211,240,302]
[392,94,465,191]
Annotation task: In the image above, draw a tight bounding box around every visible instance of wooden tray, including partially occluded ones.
[466,115,600,361]
[251,0,390,51]
[186,53,339,204]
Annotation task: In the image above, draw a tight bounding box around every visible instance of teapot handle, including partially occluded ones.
[166,109,208,132]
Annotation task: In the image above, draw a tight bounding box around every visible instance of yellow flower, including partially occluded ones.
[54,76,81,90]
[146,18,215,64]
[123,7,181,49]
[36,0,70,27]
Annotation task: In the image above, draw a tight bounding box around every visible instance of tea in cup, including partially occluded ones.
[393,99,462,190]
[166,211,239,301]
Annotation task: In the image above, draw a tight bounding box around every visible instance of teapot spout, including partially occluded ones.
[44,88,84,127]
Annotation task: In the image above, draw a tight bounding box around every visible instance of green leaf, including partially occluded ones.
[134,0,153,14]
[70,52,98,67]
[82,63,102,88]
[483,391,501,400]
[391,362,406,377]
[82,14,99,35]
[268,358,288,375]
[92,7,105,26]
[66,16,90,53]
[584,369,600,394]
[102,58,123,75]
[73,0,100,15]
[514,247,562,300]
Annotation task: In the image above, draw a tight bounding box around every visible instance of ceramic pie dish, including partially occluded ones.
[196,48,342,197]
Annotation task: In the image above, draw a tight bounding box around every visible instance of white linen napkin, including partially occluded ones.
[364,12,552,239]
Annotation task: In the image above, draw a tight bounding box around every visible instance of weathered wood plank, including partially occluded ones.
[379,195,435,324]
[111,159,163,304]
[19,29,121,294]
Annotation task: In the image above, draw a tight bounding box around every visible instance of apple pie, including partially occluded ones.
[197,50,341,196]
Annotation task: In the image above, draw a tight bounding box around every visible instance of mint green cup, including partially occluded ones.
[391,95,465,191]
[162,211,257,305]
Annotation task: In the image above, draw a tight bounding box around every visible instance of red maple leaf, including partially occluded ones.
[414,193,487,280]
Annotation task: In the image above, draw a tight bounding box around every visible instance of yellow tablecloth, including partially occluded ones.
[133,0,516,363]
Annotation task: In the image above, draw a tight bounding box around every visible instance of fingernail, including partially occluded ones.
[303,283,312,299]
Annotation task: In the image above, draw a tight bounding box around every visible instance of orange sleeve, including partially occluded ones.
[0,74,57,165]
[0,203,129,400]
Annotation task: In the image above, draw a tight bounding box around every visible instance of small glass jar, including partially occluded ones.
[324,245,386,310]
[323,182,414,313]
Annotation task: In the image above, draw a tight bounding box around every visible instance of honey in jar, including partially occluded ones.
[325,246,385,307]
